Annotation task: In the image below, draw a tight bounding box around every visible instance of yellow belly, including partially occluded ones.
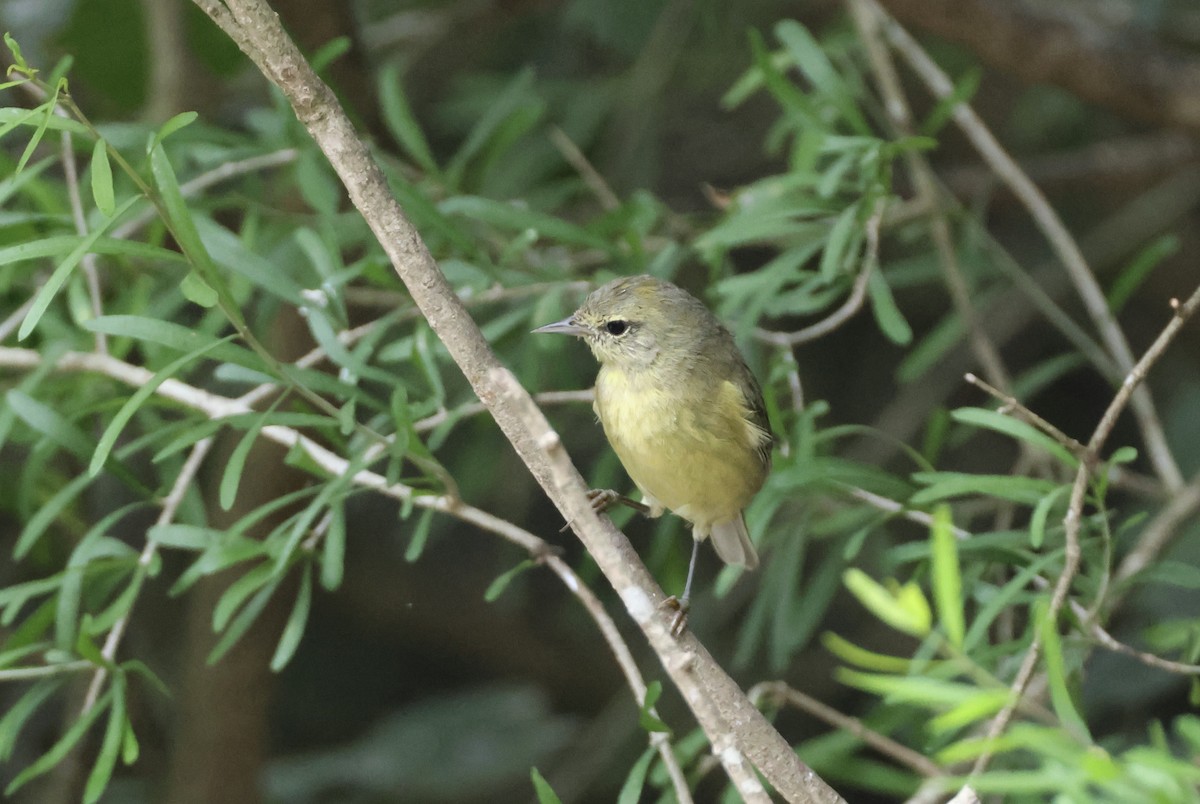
[594,365,767,529]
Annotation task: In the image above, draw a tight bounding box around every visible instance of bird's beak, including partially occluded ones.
[532,316,586,337]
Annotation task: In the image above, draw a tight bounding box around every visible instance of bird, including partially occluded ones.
[534,274,772,632]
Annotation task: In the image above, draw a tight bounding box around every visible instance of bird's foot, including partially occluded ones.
[587,489,652,515]
[586,488,622,513]
[663,596,690,637]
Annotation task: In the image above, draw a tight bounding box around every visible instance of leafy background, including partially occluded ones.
[1,0,1199,802]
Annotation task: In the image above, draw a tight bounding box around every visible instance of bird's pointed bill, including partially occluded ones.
[532,316,586,336]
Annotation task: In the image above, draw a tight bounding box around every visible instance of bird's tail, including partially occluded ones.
[707,515,759,570]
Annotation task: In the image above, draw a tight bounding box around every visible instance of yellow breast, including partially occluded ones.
[594,365,768,529]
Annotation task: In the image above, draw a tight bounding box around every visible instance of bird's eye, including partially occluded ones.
[605,320,630,336]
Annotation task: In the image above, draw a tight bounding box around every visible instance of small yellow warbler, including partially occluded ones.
[535,274,772,622]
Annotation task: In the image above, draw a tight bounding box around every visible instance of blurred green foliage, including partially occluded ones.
[1,3,1199,803]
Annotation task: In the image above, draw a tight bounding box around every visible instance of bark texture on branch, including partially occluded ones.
[190,1,846,800]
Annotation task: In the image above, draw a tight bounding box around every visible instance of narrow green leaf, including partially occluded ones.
[1037,598,1091,741]
[530,768,562,804]
[212,562,276,632]
[14,472,93,559]
[1107,234,1178,314]
[835,669,981,707]
[152,111,198,149]
[617,746,656,804]
[963,551,1061,652]
[57,504,144,650]
[439,195,610,251]
[910,472,1059,506]
[84,315,263,371]
[180,271,218,308]
[821,633,912,673]
[121,718,139,765]
[4,32,31,71]
[774,20,871,134]
[843,569,931,638]
[320,502,345,591]
[920,67,980,136]
[484,559,535,603]
[867,269,913,345]
[379,61,438,174]
[147,524,222,551]
[930,505,964,648]
[0,681,59,761]
[83,674,126,804]
[19,195,141,340]
[818,204,858,280]
[220,401,277,511]
[6,688,112,795]
[270,564,312,671]
[927,689,1011,734]
[1029,486,1068,549]
[638,681,671,734]
[89,139,115,216]
[6,390,95,460]
[149,144,232,316]
[404,508,435,563]
[951,407,1078,468]
[207,579,280,666]
[0,235,183,267]
[17,97,57,173]
[89,335,234,477]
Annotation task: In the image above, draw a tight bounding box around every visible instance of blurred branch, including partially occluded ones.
[549,126,620,212]
[943,133,1200,199]
[1114,473,1200,586]
[750,681,944,778]
[875,1,1186,493]
[873,0,1200,135]
[848,0,1011,393]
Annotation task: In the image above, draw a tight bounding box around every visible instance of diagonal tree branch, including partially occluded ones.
[186,1,843,799]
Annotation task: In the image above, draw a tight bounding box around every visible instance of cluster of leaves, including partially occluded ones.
[0,13,1197,804]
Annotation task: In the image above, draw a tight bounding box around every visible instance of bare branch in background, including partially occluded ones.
[874,0,1200,136]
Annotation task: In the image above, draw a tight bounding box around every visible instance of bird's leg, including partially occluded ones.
[586,489,651,516]
[665,539,700,637]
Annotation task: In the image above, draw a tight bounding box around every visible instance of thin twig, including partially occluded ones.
[1070,600,1200,676]
[755,197,886,348]
[414,389,594,433]
[59,129,107,354]
[80,438,215,714]
[846,486,973,539]
[847,0,1010,391]
[0,661,95,682]
[548,126,621,211]
[875,0,1184,493]
[542,554,693,803]
[964,373,1087,458]
[750,681,944,778]
[972,287,1200,775]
